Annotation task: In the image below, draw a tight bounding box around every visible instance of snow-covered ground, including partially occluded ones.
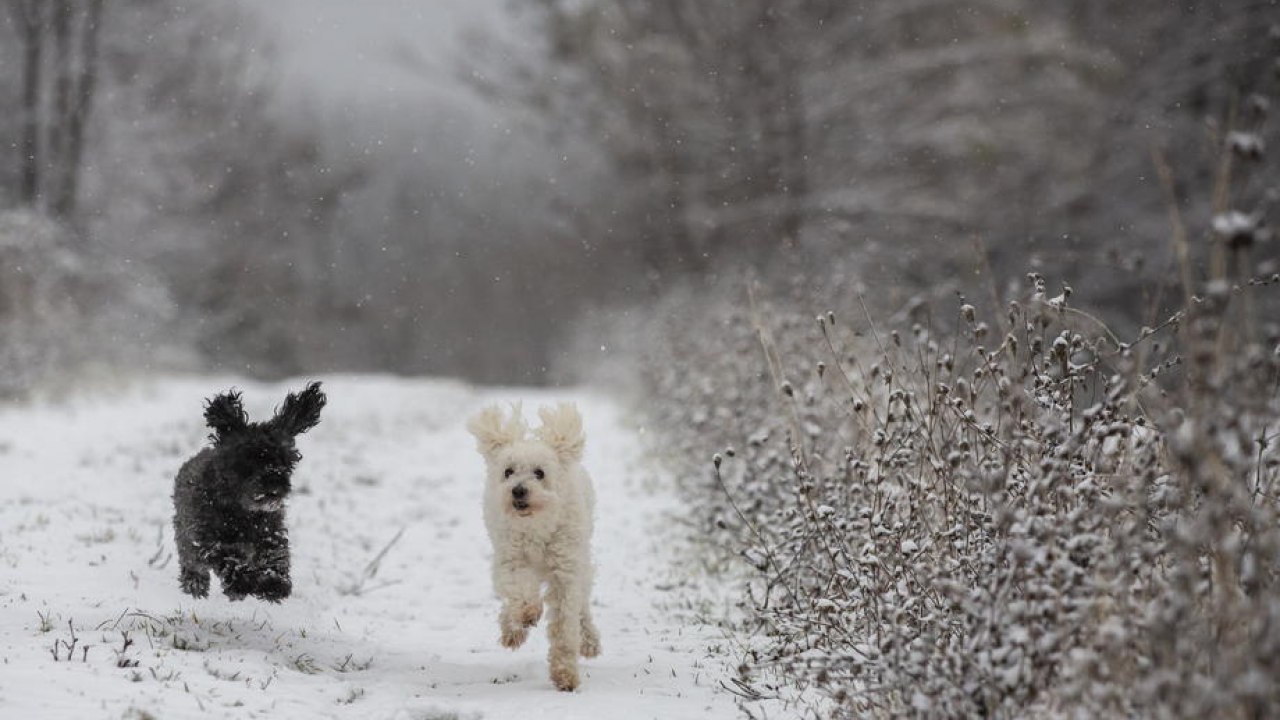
[0,376,736,719]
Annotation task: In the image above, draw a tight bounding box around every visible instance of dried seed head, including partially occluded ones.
[1246,93,1269,120]
[1227,131,1265,162]
[1212,211,1266,248]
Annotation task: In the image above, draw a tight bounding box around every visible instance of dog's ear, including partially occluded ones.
[467,403,526,459]
[270,381,327,437]
[535,403,585,465]
[205,389,248,441]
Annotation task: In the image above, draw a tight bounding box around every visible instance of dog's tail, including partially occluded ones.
[535,403,585,464]
[467,403,527,458]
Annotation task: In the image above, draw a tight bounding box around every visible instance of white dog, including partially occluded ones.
[466,402,601,691]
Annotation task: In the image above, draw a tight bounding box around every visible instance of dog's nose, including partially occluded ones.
[512,485,528,499]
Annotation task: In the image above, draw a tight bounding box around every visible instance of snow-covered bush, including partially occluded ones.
[631,258,1280,717]
[0,210,176,399]
[613,41,1280,717]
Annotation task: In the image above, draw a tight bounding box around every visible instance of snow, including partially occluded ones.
[0,376,735,719]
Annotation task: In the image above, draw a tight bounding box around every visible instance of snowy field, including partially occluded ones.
[0,376,736,719]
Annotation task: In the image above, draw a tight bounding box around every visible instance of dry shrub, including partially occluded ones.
[634,258,1279,717]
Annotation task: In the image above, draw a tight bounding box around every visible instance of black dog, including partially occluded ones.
[173,382,326,602]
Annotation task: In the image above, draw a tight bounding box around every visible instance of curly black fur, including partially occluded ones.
[173,382,326,602]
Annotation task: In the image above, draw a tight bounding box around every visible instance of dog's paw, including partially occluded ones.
[550,663,579,692]
[518,602,543,628]
[179,569,210,598]
[580,634,601,658]
[254,575,292,603]
[499,601,540,640]
[500,626,529,649]
[221,574,251,601]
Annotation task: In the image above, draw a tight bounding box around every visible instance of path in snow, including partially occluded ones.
[0,376,736,719]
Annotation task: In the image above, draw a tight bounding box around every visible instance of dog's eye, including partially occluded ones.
[533,468,544,480]
[503,467,514,478]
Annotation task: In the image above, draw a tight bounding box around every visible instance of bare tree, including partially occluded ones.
[51,0,104,218]
[515,0,1114,286]
[3,0,105,219]
[7,0,44,206]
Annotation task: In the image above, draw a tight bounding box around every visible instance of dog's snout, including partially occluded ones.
[512,485,528,499]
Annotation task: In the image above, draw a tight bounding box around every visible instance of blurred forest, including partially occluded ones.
[0,0,1275,395]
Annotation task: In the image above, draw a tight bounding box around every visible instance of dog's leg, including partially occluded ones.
[545,567,583,691]
[249,520,292,602]
[578,564,600,658]
[579,607,601,658]
[211,544,255,601]
[494,555,542,649]
[175,530,211,598]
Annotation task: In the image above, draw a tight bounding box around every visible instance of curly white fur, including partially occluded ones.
[467,402,600,691]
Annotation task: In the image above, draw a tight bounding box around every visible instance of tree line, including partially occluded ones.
[1,0,1274,392]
